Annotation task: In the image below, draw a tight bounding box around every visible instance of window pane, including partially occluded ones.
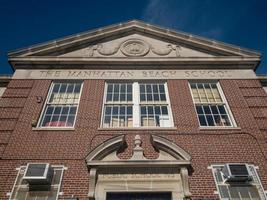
[161,106,168,115]
[113,94,119,101]
[59,84,67,93]
[148,106,154,115]
[105,106,112,115]
[218,105,226,114]
[121,84,126,93]
[74,84,81,93]
[104,116,111,127]
[211,106,219,114]
[53,84,60,93]
[46,106,54,115]
[62,107,69,115]
[141,106,147,115]
[127,94,132,102]
[69,107,77,115]
[221,115,231,126]
[127,106,132,115]
[54,107,62,114]
[153,84,159,93]
[206,115,215,126]
[214,115,222,126]
[107,93,112,102]
[120,93,126,101]
[114,84,119,92]
[160,94,166,101]
[120,106,125,115]
[127,84,132,93]
[196,106,203,114]
[159,84,165,93]
[155,106,161,115]
[67,84,74,93]
[113,106,118,115]
[153,94,160,101]
[42,115,52,127]
[147,94,153,101]
[198,115,207,126]
[146,84,152,93]
[203,106,211,114]
[140,94,146,101]
[107,84,113,93]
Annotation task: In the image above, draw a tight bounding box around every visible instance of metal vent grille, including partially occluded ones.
[228,164,249,176]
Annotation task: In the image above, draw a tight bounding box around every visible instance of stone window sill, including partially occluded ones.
[32,127,75,131]
[98,127,177,131]
[199,126,241,131]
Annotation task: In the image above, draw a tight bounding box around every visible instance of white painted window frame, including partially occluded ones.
[37,81,83,129]
[8,165,66,200]
[101,81,174,128]
[210,164,267,200]
[189,81,237,128]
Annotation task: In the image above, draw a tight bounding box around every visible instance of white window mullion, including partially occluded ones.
[132,82,140,127]
[164,82,174,127]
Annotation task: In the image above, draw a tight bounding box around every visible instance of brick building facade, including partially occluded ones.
[0,20,267,200]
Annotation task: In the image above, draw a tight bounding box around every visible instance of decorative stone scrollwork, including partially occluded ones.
[151,44,181,57]
[82,44,120,57]
[97,44,120,56]
[82,38,182,57]
[120,39,150,57]
[82,45,98,57]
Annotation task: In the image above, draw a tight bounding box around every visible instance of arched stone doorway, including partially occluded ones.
[86,134,192,200]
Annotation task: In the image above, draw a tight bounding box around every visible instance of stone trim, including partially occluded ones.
[86,134,125,162]
[13,69,257,80]
[86,134,192,200]
[180,167,192,197]
[151,135,191,160]
[8,20,260,58]
[88,168,97,200]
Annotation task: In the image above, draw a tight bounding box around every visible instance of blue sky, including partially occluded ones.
[1,0,266,74]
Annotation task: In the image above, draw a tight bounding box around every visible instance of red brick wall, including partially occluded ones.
[0,79,267,200]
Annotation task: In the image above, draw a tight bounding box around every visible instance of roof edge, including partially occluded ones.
[8,20,262,58]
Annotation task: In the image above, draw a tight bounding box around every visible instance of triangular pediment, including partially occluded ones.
[58,33,215,58]
[8,20,261,70]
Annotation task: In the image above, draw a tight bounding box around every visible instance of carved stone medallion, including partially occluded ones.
[120,39,150,57]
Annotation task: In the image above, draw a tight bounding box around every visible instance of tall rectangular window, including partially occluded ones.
[140,83,170,127]
[102,82,173,128]
[190,82,235,127]
[103,83,133,128]
[39,82,82,128]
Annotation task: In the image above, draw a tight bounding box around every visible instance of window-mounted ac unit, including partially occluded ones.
[23,163,54,187]
[222,163,252,182]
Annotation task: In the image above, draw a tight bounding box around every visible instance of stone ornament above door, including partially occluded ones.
[86,134,192,200]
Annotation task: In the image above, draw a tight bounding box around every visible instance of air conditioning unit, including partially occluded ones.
[222,163,252,182]
[23,163,54,188]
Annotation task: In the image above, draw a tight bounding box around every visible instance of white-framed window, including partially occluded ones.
[8,165,65,200]
[38,82,83,128]
[189,82,236,127]
[211,164,267,200]
[102,82,173,128]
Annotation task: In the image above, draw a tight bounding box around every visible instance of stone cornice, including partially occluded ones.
[9,56,260,70]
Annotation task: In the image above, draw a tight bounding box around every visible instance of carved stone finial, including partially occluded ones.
[134,135,142,148]
[130,135,146,160]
